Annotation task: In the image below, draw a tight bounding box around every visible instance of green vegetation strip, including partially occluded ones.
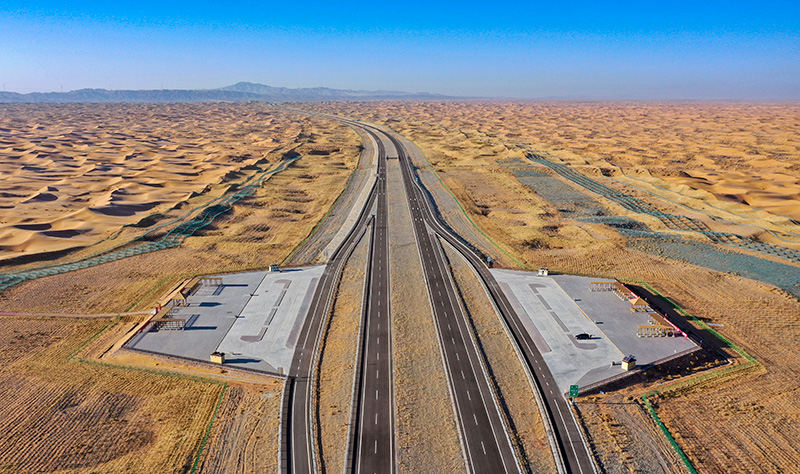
[630,280,760,473]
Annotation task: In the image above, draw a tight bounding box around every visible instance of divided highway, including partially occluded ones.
[283,132,380,474]
[348,128,396,473]
[385,128,596,474]
[283,110,595,474]
[383,126,518,473]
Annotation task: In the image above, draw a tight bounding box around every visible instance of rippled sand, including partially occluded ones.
[0,103,313,262]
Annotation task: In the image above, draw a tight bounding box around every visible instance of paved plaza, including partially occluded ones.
[129,266,324,374]
[491,269,698,394]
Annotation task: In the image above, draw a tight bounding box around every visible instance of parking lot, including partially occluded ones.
[491,269,698,393]
[129,266,324,374]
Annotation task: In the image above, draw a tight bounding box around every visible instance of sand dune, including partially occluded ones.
[323,102,800,232]
[0,103,319,263]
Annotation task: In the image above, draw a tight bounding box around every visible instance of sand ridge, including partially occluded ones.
[0,103,317,263]
[314,101,800,239]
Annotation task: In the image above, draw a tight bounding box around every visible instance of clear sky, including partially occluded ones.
[1,1,798,99]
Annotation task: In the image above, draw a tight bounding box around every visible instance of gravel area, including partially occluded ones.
[386,152,465,472]
[318,221,370,472]
[441,240,557,473]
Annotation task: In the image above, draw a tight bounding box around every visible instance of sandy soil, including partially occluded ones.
[0,317,224,473]
[0,103,360,271]
[0,105,360,313]
[0,104,363,473]
[318,220,369,471]
[286,122,377,265]
[308,101,800,472]
[440,240,556,473]
[322,102,800,232]
[385,154,465,471]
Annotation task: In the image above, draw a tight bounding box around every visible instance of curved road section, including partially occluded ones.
[385,127,596,474]
[283,131,380,474]
[283,111,595,474]
[348,128,396,473]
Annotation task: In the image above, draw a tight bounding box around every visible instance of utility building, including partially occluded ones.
[622,355,636,371]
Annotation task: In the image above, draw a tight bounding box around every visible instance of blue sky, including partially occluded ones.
[1,1,798,99]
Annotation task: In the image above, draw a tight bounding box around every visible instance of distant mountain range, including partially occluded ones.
[0,82,453,103]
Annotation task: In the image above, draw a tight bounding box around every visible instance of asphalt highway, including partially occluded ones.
[371,127,519,474]
[385,128,596,474]
[283,110,595,474]
[348,128,396,473]
[283,133,380,474]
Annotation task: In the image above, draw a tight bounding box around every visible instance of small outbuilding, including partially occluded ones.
[537,268,549,276]
[269,263,280,272]
[622,354,636,371]
[210,352,225,364]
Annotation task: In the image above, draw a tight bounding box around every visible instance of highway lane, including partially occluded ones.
[364,125,519,473]
[349,128,395,473]
[385,128,596,474]
[283,109,594,473]
[283,133,380,474]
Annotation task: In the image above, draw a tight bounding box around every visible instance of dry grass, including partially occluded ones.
[318,222,370,472]
[198,382,284,473]
[441,241,556,473]
[576,393,684,473]
[0,317,224,473]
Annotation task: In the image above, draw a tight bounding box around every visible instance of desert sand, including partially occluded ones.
[309,101,800,472]
[0,103,357,268]
[3,101,800,472]
[0,103,361,473]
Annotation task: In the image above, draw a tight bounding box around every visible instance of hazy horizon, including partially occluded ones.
[1,1,798,100]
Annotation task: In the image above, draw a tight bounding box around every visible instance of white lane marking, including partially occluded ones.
[375,389,379,400]
[374,440,378,454]
[473,413,479,425]
[461,370,466,380]
[456,352,460,361]
[481,441,486,455]
[467,391,471,401]
[375,413,378,425]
